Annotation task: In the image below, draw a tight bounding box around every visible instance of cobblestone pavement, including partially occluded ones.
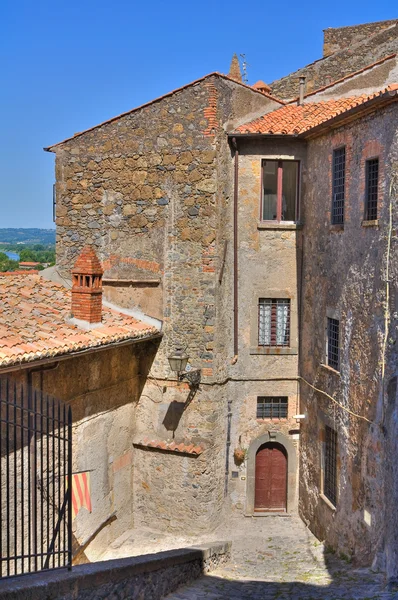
[162,516,398,600]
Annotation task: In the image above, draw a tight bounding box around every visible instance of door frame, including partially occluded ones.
[246,431,297,515]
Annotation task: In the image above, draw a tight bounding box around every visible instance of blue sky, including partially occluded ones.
[0,0,396,228]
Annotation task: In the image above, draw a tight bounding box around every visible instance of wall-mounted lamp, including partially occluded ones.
[167,347,201,387]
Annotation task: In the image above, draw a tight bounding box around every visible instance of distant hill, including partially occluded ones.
[0,229,56,245]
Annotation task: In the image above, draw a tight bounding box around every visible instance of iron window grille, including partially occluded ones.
[327,317,340,371]
[258,298,290,347]
[332,147,345,225]
[257,397,288,419]
[365,158,379,221]
[324,426,338,506]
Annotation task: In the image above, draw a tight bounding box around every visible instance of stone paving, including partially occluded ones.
[161,516,398,600]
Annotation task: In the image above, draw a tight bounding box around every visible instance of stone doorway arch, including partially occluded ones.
[246,431,297,514]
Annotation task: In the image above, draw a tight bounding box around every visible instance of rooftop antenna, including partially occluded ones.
[240,54,250,84]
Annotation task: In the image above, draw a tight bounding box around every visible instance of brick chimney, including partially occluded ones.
[71,246,103,324]
[228,54,242,83]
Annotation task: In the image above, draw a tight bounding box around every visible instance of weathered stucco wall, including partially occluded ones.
[1,339,159,561]
[299,104,398,573]
[219,139,306,515]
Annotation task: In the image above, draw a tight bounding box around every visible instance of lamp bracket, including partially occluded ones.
[179,369,202,387]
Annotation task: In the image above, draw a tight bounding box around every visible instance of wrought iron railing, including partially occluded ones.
[0,377,72,577]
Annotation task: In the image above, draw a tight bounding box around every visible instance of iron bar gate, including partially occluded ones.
[0,377,72,577]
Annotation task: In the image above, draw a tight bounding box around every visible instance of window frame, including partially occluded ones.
[324,425,338,506]
[364,157,379,221]
[260,159,300,223]
[326,316,340,371]
[256,396,288,420]
[331,147,346,225]
[258,298,291,348]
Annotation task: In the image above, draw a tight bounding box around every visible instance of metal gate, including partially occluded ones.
[0,377,72,577]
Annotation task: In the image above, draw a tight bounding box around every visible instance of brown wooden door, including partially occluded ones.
[254,443,287,511]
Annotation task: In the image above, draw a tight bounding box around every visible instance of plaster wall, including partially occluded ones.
[220,139,306,515]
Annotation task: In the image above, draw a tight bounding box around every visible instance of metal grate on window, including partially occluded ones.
[327,317,340,371]
[365,158,379,221]
[257,397,288,419]
[332,147,345,224]
[258,299,290,347]
[324,426,337,505]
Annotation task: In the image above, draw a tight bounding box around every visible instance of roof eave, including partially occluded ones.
[0,331,162,374]
[300,90,398,139]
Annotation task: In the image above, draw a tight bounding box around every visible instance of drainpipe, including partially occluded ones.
[231,137,239,358]
[298,76,306,106]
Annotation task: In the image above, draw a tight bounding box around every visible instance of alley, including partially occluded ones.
[162,516,398,600]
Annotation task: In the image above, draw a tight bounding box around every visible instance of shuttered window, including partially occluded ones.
[324,426,337,506]
[332,147,345,225]
[365,158,379,221]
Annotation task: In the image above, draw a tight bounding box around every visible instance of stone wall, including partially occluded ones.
[269,23,398,100]
[323,20,398,57]
[50,74,280,534]
[0,541,231,600]
[299,103,398,573]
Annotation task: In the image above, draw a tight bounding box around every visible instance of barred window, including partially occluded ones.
[332,147,345,225]
[258,299,290,347]
[324,426,337,506]
[365,158,379,221]
[257,397,288,419]
[327,317,340,371]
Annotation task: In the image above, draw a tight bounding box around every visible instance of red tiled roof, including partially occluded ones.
[0,275,159,368]
[20,262,40,266]
[235,85,398,135]
[0,270,39,275]
[44,73,284,151]
[134,438,204,456]
[288,53,397,104]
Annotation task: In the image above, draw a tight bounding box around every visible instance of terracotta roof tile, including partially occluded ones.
[0,275,159,369]
[235,85,398,135]
[134,439,204,456]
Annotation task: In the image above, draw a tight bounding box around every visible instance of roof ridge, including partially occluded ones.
[44,73,284,151]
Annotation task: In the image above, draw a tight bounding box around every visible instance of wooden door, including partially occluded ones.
[254,443,287,511]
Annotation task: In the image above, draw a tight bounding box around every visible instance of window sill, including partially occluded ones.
[320,363,340,376]
[320,493,336,512]
[362,219,379,227]
[250,347,298,355]
[256,418,288,422]
[257,222,302,231]
[329,224,344,232]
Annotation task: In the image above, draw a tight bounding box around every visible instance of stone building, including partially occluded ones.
[44,19,398,579]
[0,247,161,561]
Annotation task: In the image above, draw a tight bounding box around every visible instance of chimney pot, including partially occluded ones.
[298,76,306,106]
[71,246,103,324]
